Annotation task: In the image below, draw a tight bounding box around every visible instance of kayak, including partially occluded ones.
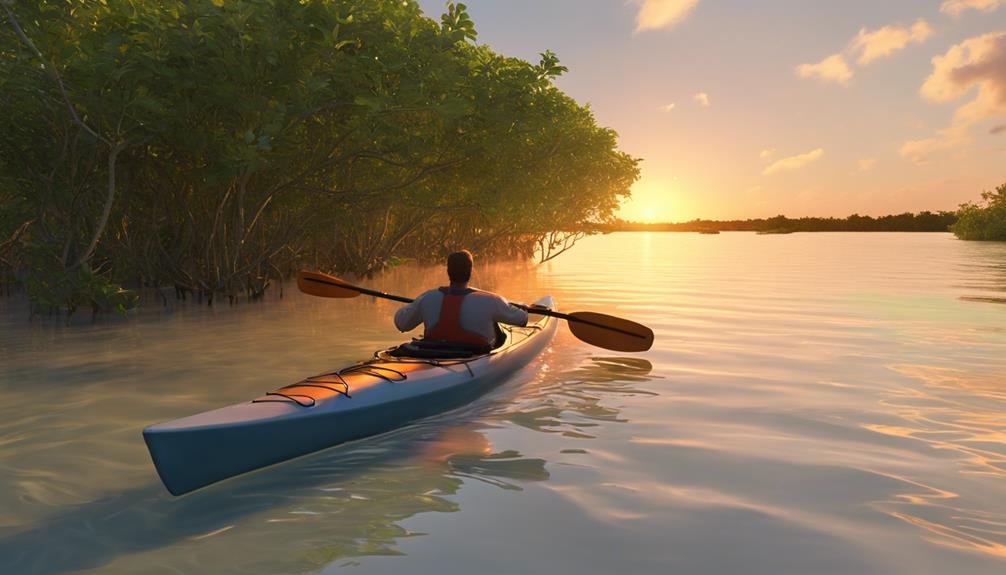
[143,296,557,495]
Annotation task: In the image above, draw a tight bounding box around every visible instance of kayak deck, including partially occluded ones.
[253,322,544,408]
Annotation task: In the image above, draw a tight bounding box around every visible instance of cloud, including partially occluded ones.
[635,0,701,32]
[858,157,877,171]
[903,32,1006,162]
[693,92,710,107]
[796,54,853,84]
[661,102,676,112]
[920,32,1006,124]
[759,148,775,159]
[851,19,933,65]
[797,19,934,85]
[900,127,970,163]
[992,123,1006,134]
[940,0,1001,17]
[762,148,825,175]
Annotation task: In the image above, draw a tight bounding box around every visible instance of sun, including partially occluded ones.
[640,205,659,223]
[618,179,675,223]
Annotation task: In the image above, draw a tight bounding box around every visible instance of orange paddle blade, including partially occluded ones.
[296,270,362,299]
[567,311,654,352]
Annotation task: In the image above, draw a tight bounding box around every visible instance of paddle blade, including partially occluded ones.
[296,270,362,299]
[567,311,654,352]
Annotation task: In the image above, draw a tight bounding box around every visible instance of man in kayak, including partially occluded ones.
[394,250,530,350]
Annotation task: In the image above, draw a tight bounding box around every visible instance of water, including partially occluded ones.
[1,232,1004,574]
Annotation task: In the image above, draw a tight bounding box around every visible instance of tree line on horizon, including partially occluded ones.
[601,211,959,233]
[0,0,639,317]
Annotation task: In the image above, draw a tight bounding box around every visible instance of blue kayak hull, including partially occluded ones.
[145,367,524,495]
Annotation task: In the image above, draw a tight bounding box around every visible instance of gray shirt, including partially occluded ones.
[394,288,529,344]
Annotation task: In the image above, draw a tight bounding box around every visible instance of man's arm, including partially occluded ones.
[394,294,424,332]
[492,295,529,327]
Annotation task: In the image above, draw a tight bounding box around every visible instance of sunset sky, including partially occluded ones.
[417,0,1006,222]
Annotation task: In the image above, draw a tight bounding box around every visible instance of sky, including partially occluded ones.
[416,0,1006,222]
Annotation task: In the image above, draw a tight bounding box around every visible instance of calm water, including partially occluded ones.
[1,232,1005,575]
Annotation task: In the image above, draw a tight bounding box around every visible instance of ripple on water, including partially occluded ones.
[1,233,1006,574]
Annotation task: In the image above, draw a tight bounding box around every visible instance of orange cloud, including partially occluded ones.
[798,19,934,85]
[693,92,710,107]
[900,127,970,164]
[635,0,701,32]
[940,0,1001,16]
[851,20,933,65]
[796,54,853,84]
[921,32,1006,124]
[763,148,825,175]
[903,32,1006,163]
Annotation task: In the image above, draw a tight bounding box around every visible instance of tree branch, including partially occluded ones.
[75,139,127,267]
[2,1,107,145]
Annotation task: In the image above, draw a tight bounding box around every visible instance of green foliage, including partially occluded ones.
[440,2,477,44]
[951,182,1006,241]
[20,241,137,317]
[0,0,639,317]
[537,50,568,80]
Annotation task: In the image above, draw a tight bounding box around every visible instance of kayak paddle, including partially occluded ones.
[297,270,654,352]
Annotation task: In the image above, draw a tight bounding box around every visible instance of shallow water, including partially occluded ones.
[1,232,1004,574]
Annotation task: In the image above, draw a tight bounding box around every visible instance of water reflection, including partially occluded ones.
[865,363,1006,558]
[0,353,654,574]
[0,357,655,570]
[959,295,1006,304]
[0,416,544,575]
[504,356,656,437]
[957,240,1006,302]
[6,233,1006,574]
[448,449,550,490]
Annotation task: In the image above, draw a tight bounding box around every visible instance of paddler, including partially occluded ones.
[394,250,533,349]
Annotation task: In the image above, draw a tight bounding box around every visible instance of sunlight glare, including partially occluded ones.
[618,179,679,222]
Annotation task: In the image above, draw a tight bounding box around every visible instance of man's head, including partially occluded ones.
[447,250,473,284]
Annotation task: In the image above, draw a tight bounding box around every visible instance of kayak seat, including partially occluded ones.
[389,338,491,359]
[389,324,507,359]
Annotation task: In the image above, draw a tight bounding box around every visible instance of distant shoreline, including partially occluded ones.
[599,211,957,234]
[601,228,953,233]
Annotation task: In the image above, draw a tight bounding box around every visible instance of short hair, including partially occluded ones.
[447,250,473,283]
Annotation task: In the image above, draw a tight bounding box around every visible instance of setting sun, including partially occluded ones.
[619,179,678,222]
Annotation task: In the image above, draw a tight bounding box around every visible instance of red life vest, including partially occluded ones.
[424,287,490,347]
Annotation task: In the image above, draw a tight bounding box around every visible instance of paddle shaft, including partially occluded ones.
[301,275,413,303]
[302,275,646,341]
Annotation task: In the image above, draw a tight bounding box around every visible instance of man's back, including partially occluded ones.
[394,287,528,346]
